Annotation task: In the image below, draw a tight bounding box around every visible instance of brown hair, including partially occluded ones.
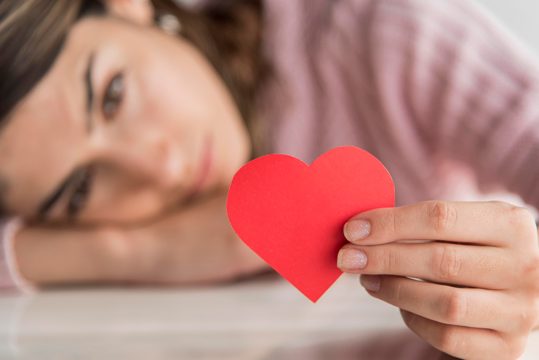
[0,0,265,136]
[0,0,266,215]
[152,0,267,134]
[0,1,91,126]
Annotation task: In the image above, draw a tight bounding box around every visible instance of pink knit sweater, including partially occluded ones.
[2,0,539,291]
[261,0,539,208]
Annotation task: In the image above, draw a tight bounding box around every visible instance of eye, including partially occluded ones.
[67,167,94,219]
[102,72,125,120]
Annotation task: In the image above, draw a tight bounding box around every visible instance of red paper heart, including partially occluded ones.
[226,146,395,302]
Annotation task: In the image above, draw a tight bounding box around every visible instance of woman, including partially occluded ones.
[1,0,539,358]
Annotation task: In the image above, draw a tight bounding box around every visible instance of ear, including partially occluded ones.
[104,0,155,25]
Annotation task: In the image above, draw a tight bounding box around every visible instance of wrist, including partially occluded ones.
[15,225,133,286]
[231,233,268,277]
[2,219,35,292]
[94,226,137,283]
[114,226,160,283]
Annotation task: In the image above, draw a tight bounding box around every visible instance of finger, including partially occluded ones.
[338,242,512,289]
[400,309,522,359]
[344,200,537,247]
[362,275,522,332]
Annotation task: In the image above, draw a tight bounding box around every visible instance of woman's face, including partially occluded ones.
[0,15,251,223]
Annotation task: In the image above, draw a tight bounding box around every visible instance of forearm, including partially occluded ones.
[132,193,268,284]
[14,226,132,286]
[13,192,268,287]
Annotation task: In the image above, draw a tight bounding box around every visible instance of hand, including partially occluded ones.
[127,191,267,284]
[337,200,539,360]
[14,192,266,287]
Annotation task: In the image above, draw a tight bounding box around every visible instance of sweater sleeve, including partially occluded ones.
[0,219,33,293]
[363,0,539,209]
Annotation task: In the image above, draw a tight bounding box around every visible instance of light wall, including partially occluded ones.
[474,0,539,55]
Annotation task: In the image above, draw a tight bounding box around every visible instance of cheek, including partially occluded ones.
[86,185,167,223]
[83,166,172,224]
[132,59,219,171]
[125,35,249,186]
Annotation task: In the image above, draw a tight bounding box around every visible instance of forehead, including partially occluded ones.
[0,19,97,217]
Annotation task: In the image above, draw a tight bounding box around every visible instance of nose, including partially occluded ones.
[102,136,187,190]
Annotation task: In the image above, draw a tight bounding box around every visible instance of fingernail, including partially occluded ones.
[360,275,381,292]
[344,219,371,242]
[337,248,368,270]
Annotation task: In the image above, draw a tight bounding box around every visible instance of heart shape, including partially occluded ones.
[226,146,395,302]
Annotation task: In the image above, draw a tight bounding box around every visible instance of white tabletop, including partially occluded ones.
[0,274,538,360]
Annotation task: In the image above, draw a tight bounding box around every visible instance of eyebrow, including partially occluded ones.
[37,54,95,218]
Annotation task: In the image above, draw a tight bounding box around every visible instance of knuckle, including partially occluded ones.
[506,336,528,360]
[526,297,539,330]
[488,200,514,211]
[504,205,536,237]
[521,253,539,288]
[376,208,398,235]
[96,227,134,281]
[381,246,400,272]
[510,297,538,334]
[441,290,467,324]
[432,245,462,282]
[511,285,539,333]
[521,305,538,332]
[534,294,539,315]
[425,201,457,234]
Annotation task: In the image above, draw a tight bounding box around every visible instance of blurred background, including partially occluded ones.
[1,1,539,359]
[476,0,539,54]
